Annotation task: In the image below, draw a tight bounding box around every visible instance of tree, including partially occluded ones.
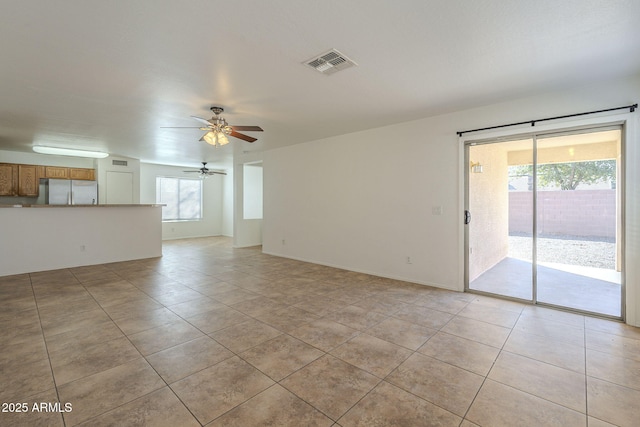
[510,160,615,190]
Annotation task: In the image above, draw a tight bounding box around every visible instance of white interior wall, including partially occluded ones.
[233,148,263,247]
[243,163,263,220]
[264,119,459,288]
[96,156,140,204]
[140,163,225,240]
[263,74,640,326]
[623,106,640,327]
[0,206,162,276]
[222,168,234,237]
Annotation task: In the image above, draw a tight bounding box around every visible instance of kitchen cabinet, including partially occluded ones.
[39,166,94,180]
[18,165,39,196]
[0,163,96,197]
[42,166,69,179]
[0,163,18,196]
[69,168,95,180]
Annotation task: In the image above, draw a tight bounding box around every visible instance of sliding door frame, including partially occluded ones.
[462,122,625,320]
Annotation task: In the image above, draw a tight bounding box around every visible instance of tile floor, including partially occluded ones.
[1,237,639,426]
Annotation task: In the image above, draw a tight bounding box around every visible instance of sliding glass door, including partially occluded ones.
[466,137,534,301]
[534,129,622,316]
[465,127,623,318]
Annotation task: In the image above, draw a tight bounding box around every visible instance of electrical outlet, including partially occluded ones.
[282,239,286,245]
[80,245,86,252]
[406,256,412,264]
[432,206,443,215]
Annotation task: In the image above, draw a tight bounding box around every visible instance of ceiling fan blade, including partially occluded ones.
[160,126,203,128]
[231,125,263,132]
[191,115,215,126]
[206,171,228,175]
[183,170,200,173]
[230,130,257,143]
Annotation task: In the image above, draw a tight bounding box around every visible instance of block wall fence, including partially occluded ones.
[509,189,615,238]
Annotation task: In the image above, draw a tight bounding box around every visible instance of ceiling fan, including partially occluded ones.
[183,162,227,177]
[163,106,263,147]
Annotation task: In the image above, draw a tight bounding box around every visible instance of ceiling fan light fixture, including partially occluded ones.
[202,130,231,147]
[168,106,262,145]
[203,131,217,146]
[217,133,230,146]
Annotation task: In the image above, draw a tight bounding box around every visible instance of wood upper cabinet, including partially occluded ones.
[0,163,18,196]
[18,164,39,196]
[69,168,95,180]
[39,166,94,180]
[43,166,69,179]
[0,163,96,197]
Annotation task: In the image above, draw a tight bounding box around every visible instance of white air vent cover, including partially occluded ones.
[112,160,128,166]
[304,49,357,75]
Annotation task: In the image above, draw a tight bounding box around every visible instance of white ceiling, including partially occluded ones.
[1,0,639,169]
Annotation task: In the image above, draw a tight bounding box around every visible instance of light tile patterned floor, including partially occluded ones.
[1,237,639,426]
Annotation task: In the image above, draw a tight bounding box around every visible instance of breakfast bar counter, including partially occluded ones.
[0,204,163,208]
[0,204,163,276]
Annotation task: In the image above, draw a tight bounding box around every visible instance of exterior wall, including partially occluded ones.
[468,144,510,281]
[508,140,618,165]
[510,190,615,238]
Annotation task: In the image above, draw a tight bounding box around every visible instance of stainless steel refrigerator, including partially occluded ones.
[45,179,98,205]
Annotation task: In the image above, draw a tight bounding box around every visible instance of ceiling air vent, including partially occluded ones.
[304,49,357,75]
[112,160,128,166]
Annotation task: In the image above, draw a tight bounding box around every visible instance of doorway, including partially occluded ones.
[465,127,623,318]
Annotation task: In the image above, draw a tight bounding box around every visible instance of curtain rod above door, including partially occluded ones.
[457,103,637,137]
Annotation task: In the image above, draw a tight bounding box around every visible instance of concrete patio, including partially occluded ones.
[469,257,622,317]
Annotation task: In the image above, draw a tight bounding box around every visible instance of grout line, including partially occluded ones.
[62,268,186,425]
[459,305,523,422]
[8,238,630,426]
[28,271,68,427]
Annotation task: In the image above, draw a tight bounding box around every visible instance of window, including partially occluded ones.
[156,177,202,221]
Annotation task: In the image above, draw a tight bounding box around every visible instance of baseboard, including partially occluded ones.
[261,250,458,292]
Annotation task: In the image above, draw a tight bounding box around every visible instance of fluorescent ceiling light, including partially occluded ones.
[33,146,109,158]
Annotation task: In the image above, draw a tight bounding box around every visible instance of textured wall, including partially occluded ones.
[510,190,615,238]
[468,144,511,281]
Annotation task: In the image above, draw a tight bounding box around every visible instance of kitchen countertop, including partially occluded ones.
[0,204,164,208]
